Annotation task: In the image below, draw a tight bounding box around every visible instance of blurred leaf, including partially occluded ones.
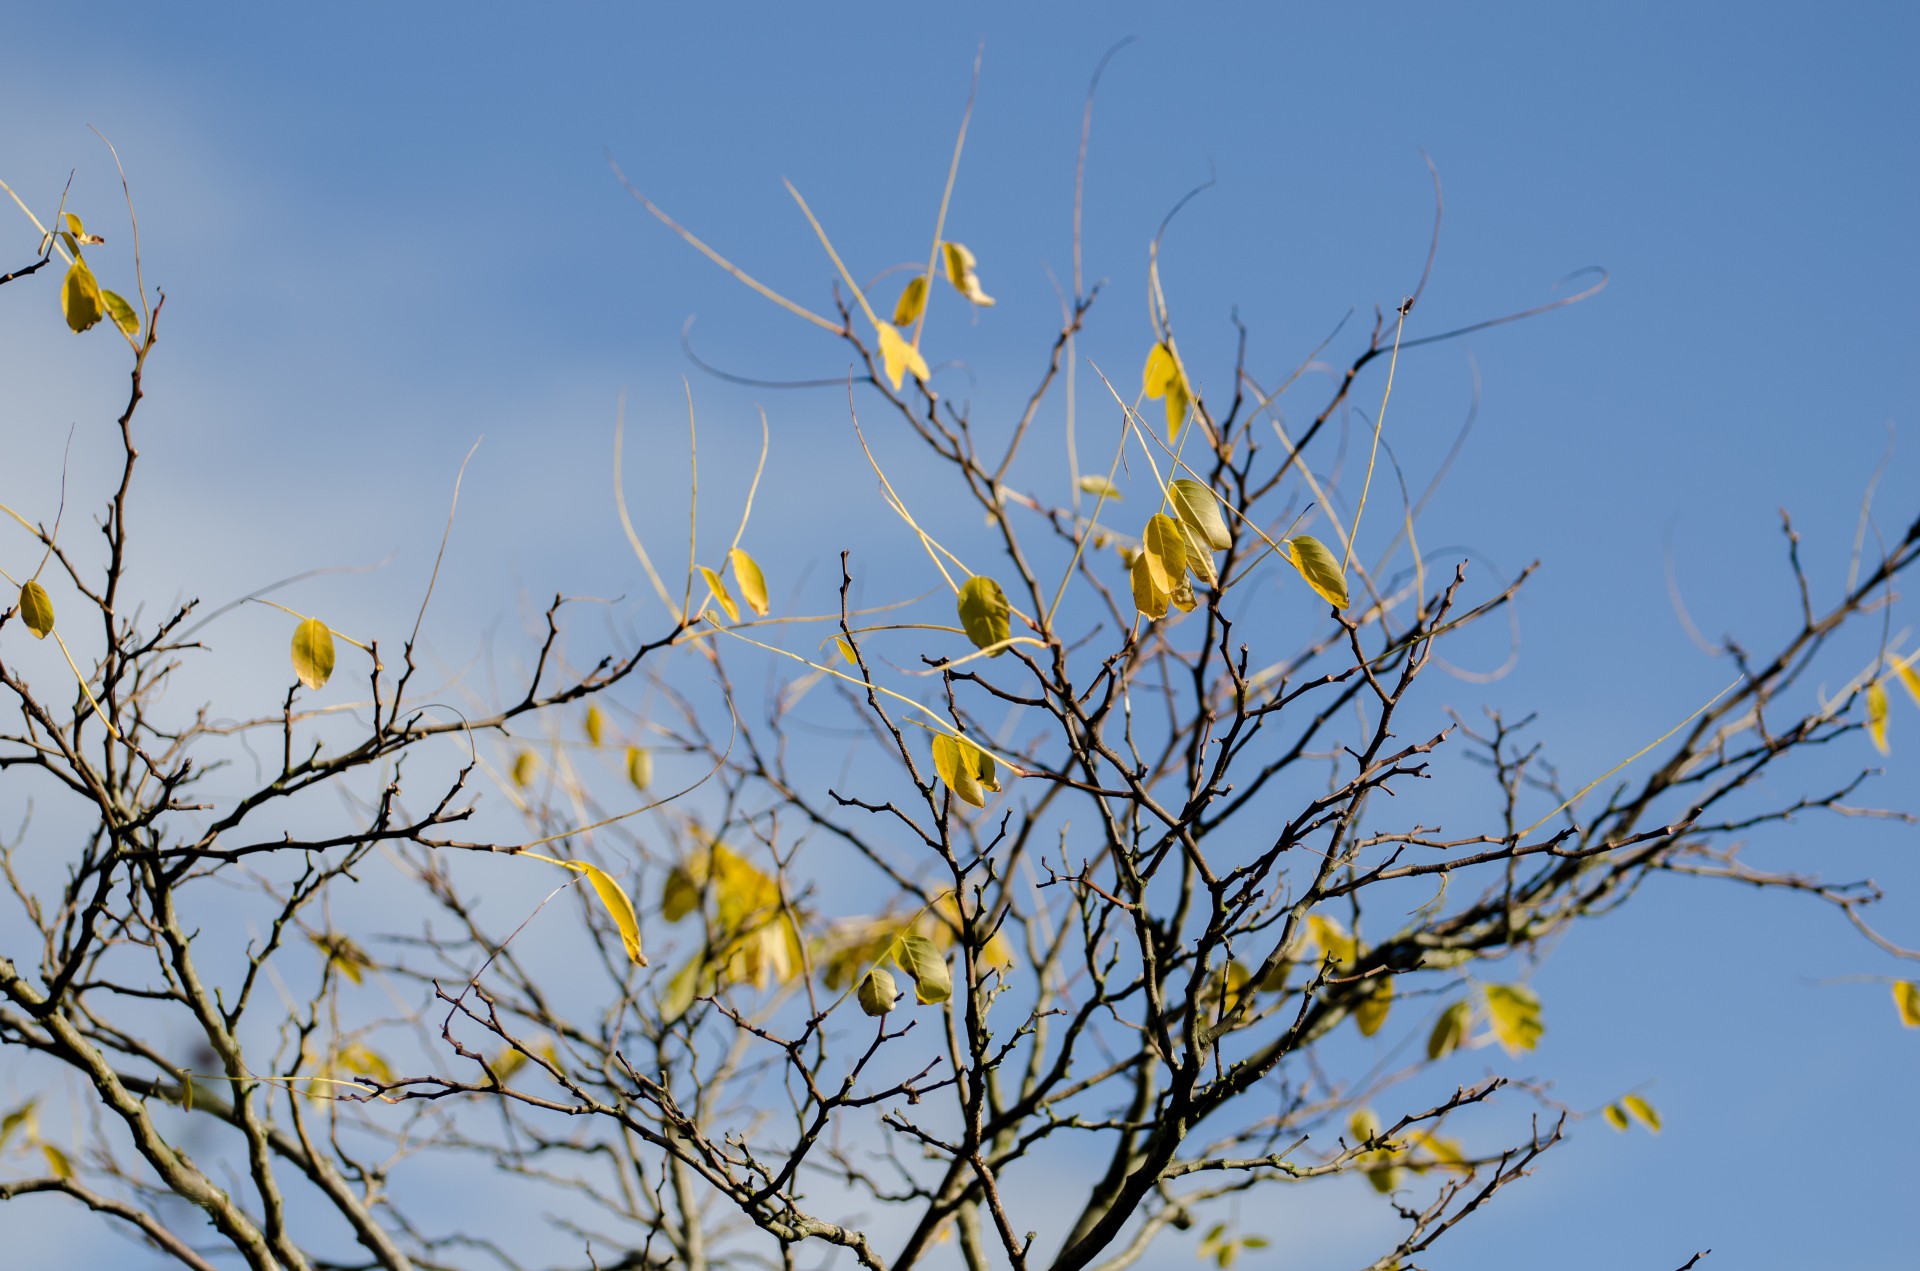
[491,1046,529,1082]
[18,580,54,639]
[568,861,646,966]
[40,1142,74,1179]
[1897,980,1920,1028]
[875,320,929,391]
[1427,1000,1471,1060]
[941,241,994,306]
[337,1043,393,1084]
[61,256,104,333]
[290,617,335,688]
[729,548,770,617]
[699,565,740,623]
[1603,1102,1630,1131]
[1077,474,1122,500]
[1898,662,1920,707]
[0,1100,34,1149]
[1170,478,1231,551]
[932,733,987,808]
[1354,976,1392,1037]
[1130,553,1169,619]
[584,705,606,747]
[892,273,928,326]
[1620,1093,1661,1132]
[857,966,899,1016]
[1282,535,1349,610]
[1484,983,1543,1056]
[310,933,372,986]
[1866,680,1889,754]
[625,745,652,791]
[894,932,952,1004]
[511,750,539,789]
[660,955,709,1023]
[956,575,1011,655]
[661,865,699,923]
[1305,913,1356,967]
[1142,513,1188,595]
[100,289,139,337]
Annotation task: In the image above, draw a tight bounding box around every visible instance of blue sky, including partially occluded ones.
[1,4,1916,1269]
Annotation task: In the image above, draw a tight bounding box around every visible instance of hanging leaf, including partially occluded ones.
[1077,474,1122,500]
[1865,680,1889,754]
[1603,1103,1630,1131]
[1178,520,1217,586]
[18,580,54,639]
[290,617,335,689]
[892,274,928,326]
[1483,983,1544,1056]
[1620,1093,1661,1132]
[1141,513,1188,595]
[857,966,900,1016]
[1167,573,1198,613]
[729,548,770,617]
[699,565,740,623]
[894,931,952,1004]
[1282,535,1350,610]
[40,1141,75,1179]
[956,575,1011,655]
[0,1100,34,1149]
[61,256,105,333]
[336,1043,394,1084]
[941,241,994,306]
[1130,553,1169,619]
[310,933,373,986]
[491,1045,530,1082]
[836,637,858,664]
[1894,980,1920,1027]
[1898,661,1920,707]
[1305,913,1356,967]
[875,320,930,391]
[625,745,652,791]
[100,289,139,337]
[931,733,987,808]
[660,956,709,1023]
[584,704,606,747]
[1354,977,1393,1037]
[568,861,646,966]
[511,751,539,789]
[1140,342,1192,437]
[1170,478,1232,551]
[1427,1000,1471,1060]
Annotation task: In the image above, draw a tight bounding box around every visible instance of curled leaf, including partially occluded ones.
[729,548,770,617]
[18,581,54,639]
[1170,478,1232,551]
[568,861,646,966]
[61,257,105,333]
[1141,513,1188,595]
[857,966,899,1016]
[956,575,1011,655]
[894,931,952,1004]
[892,273,929,326]
[1141,342,1192,437]
[290,617,336,689]
[625,745,653,791]
[1282,535,1349,610]
[875,320,930,391]
[942,241,994,306]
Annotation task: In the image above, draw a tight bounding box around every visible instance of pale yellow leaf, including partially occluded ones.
[729,548,770,617]
[569,861,646,966]
[1142,513,1188,595]
[875,320,929,391]
[1077,474,1122,500]
[290,617,335,689]
[511,750,539,789]
[40,1142,74,1180]
[625,745,652,791]
[1866,680,1889,754]
[1484,983,1543,1056]
[337,1043,393,1084]
[699,565,740,623]
[941,240,994,306]
[1170,478,1232,550]
[857,966,899,1016]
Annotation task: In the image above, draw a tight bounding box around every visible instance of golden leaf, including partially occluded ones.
[61,257,105,333]
[1130,553,1168,619]
[875,320,930,391]
[290,617,335,689]
[1170,478,1232,551]
[584,704,606,747]
[729,548,770,617]
[1483,983,1544,1056]
[18,580,54,639]
[1893,980,1920,1028]
[1620,1093,1661,1132]
[1354,976,1392,1037]
[1427,1000,1470,1060]
[1077,474,1122,500]
[1282,535,1349,610]
[625,745,652,791]
[699,565,740,623]
[1866,680,1889,754]
[567,861,646,966]
[932,733,987,808]
[1141,513,1188,595]
[892,273,928,326]
[941,240,994,306]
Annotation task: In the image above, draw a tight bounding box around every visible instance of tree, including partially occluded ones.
[2,68,1915,1271]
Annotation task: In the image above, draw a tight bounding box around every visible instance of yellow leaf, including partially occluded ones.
[1898,662,1920,708]
[568,861,646,966]
[892,273,928,326]
[101,289,139,337]
[310,933,372,985]
[18,580,54,639]
[1620,1093,1661,1132]
[1077,474,1122,500]
[1483,983,1544,1056]
[337,1043,393,1084]
[956,575,1012,655]
[61,257,105,333]
[1893,980,1920,1028]
[1305,913,1356,967]
[491,1046,529,1081]
[1130,553,1169,619]
[584,705,606,747]
[40,1142,74,1180]
[660,955,708,1023]
[941,240,994,306]
[699,565,740,623]
[1142,342,1178,398]
[1427,1000,1470,1060]
[894,931,952,1004]
[661,865,700,922]
[0,1100,35,1149]
[1866,680,1889,754]
[625,745,652,791]
[932,733,987,808]
[857,966,899,1016]
[1167,573,1198,613]
[1282,535,1350,610]
[1170,478,1232,551]
[1603,1102,1630,1131]
[511,750,539,789]
[290,617,336,689]
[729,548,770,617]
[1177,520,1216,586]
[875,320,930,391]
[836,637,858,664]
[1141,513,1188,595]
[1354,976,1392,1037]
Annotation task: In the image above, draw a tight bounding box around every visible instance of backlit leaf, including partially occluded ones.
[511,750,539,789]
[1142,513,1188,595]
[730,548,770,617]
[1282,535,1349,609]
[41,1142,74,1179]
[661,865,700,923]
[569,861,646,966]
[1142,342,1177,397]
[1305,913,1356,967]
[956,575,1011,655]
[1129,554,1168,619]
[310,933,372,986]
[875,320,930,391]
[61,257,104,333]
[0,1100,33,1149]
[1603,1103,1630,1131]
[857,966,899,1016]
[1620,1094,1661,1132]
[892,273,928,326]
[941,240,994,306]
[1354,976,1393,1037]
[931,733,987,808]
[1427,1000,1470,1060]
[894,931,952,1005]
[1178,520,1216,585]
[101,289,139,337]
[1167,573,1198,613]
[584,704,606,747]
[1077,474,1122,500]
[290,617,335,688]
[1898,662,1920,707]
[699,565,740,623]
[337,1044,393,1084]
[1895,980,1920,1027]
[836,637,858,664]
[1484,983,1544,1056]
[1865,680,1889,754]
[625,745,652,791]
[19,581,54,639]
[1170,478,1232,551]
[660,956,708,1023]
